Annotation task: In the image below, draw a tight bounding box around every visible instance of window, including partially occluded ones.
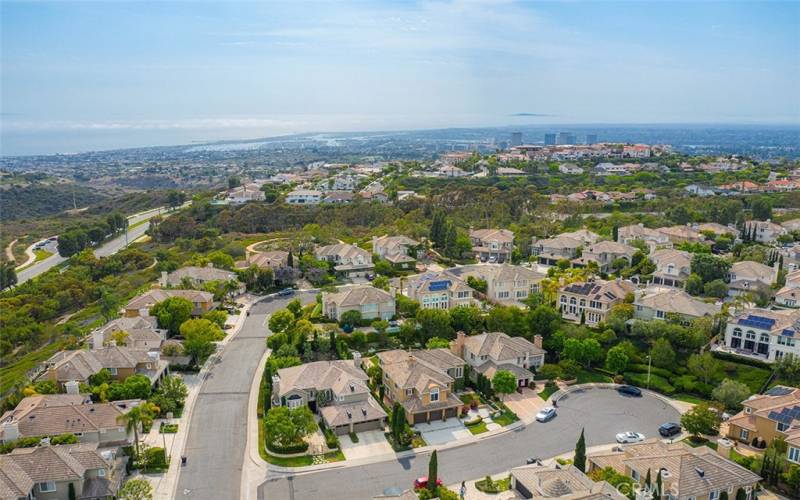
[631,469,640,481]
[454,367,462,378]
[710,490,720,500]
[789,446,800,464]
[430,387,440,402]
[744,407,752,414]
[38,482,56,493]
[656,310,666,319]
[406,388,413,396]
[732,328,742,338]
[108,367,118,375]
[778,421,790,432]
[98,468,106,477]
[740,429,749,441]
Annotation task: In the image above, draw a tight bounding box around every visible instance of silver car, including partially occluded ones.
[615,431,645,444]
[536,406,557,422]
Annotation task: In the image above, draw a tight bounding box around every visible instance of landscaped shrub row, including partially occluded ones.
[626,363,674,379]
[266,440,309,454]
[623,372,675,394]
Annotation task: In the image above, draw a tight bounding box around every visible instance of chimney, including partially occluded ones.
[65,380,80,395]
[716,438,733,460]
[1,421,19,441]
[160,271,168,287]
[353,351,362,369]
[92,330,105,350]
[451,331,466,357]
[533,335,543,350]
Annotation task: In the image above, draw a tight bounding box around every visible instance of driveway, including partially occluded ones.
[416,418,471,445]
[339,430,393,460]
[504,388,547,423]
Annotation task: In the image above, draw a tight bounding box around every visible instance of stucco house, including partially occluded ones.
[617,223,671,251]
[451,331,545,388]
[657,225,706,244]
[558,279,635,327]
[159,265,242,293]
[469,228,515,263]
[510,463,626,500]
[726,386,800,460]
[124,289,215,318]
[321,285,396,322]
[403,271,475,310]
[42,346,168,389]
[718,308,800,363]
[446,264,545,305]
[634,287,720,323]
[235,250,290,270]
[372,235,420,270]
[315,243,374,278]
[649,248,692,288]
[225,183,265,204]
[728,260,777,297]
[571,240,637,273]
[88,316,166,351]
[744,219,786,243]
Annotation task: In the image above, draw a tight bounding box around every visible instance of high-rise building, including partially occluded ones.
[556,132,576,145]
[586,134,598,145]
[510,132,523,147]
[544,133,556,146]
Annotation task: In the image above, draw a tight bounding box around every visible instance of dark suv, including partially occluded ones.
[617,385,642,397]
[659,422,681,437]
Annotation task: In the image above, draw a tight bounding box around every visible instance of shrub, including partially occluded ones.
[348,432,359,443]
[627,363,673,379]
[266,440,309,454]
[672,374,698,393]
[140,447,168,470]
[623,372,675,394]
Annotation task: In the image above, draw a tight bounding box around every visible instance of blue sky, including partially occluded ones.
[1,0,799,154]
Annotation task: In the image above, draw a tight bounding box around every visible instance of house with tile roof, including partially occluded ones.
[718,307,800,363]
[510,463,626,499]
[321,285,395,322]
[451,331,545,388]
[42,346,168,389]
[727,261,777,298]
[558,279,635,327]
[469,228,515,263]
[726,386,800,463]
[572,241,637,273]
[743,220,786,243]
[224,182,265,204]
[775,269,800,307]
[372,235,420,270]
[587,439,760,500]
[159,265,243,294]
[0,395,136,447]
[235,250,290,270]
[617,224,671,251]
[695,222,740,239]
[123,289,215,318]
[0,443,124,500]
[446,264,545,305]
[88,316,166,351]
[531,230,600,266]
[314,243,374,278]
[656,225,707,245]
[634,287,721,323]
[403,271,475,310]
[376,349,464,425]
[270,357,386,435]
[649,248,692,289]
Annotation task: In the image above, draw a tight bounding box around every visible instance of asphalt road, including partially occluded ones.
[176,291,317,500]
[258,387,680,500]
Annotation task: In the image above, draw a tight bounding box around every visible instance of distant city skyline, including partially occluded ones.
[2,0,798,155]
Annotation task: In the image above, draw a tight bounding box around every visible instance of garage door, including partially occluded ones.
[414,412,427,424]
[444,407,458,419]
[353,420,381,433]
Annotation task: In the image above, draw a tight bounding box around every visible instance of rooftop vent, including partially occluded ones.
[361,408,367,416]
[346,410,352,419]
[695,467,705,478]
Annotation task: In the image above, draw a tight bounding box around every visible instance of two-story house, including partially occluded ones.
[315,243,374,279]
[775,269,800,307]
[88,316,166,351]
[225,183,265,204]
[634,287,720,323]
[271,356,386,435]
[286,189,323,205]
[727,386,800,458]
[447,264,545,305]
[719,308,800,363]
[656,225,707,245]
[558,279,635,327]
[571,240,637,273]
[377,350,464,425]
[728,261,778,297]
[510,463,626,500]
[403,271,475,310]
[321,285,396,322]
[42,345,168,389]
[372,235,420,270]
[451,331,545,389]
[744,220,786,243]
[469,228,515,263]
[235,250,290,270]
[617,224,671,251]
[649,248,692,288]
[124,289,215,318]
[159,265,243,295]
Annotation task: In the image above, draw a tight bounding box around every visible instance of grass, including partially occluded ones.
[475,475,511,493]
[719,361,771,393]
[493,408,518,427]
[0,341,65,395]
[673,393,709,405]
[14,248,54,272]
[576,369,613,384]
[538,383,559,401]
[262,450,345,467]
[682,436,716,450]
[466,420,489,435]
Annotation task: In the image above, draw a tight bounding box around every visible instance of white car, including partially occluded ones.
[616,431,645,444]
[536,406,557,422]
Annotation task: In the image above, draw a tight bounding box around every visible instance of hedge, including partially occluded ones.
[623,372,675,394]
[267,440,309,454]
[711,351,772,369]
[627,363,673,379]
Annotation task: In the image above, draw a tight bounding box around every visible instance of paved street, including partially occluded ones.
[176,291,317,500]
[258,387,680,500]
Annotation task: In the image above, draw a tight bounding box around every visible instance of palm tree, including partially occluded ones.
[117,402,159,458]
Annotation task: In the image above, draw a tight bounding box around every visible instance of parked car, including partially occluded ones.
[616,431,645,444]
[277,288,295,297]
[536,406,557,422]
[413,477,443,490]
[658,422,681,438]
[617,385,642,397]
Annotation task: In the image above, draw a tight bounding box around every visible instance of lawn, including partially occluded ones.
[576,369,613,384]
[466,420,489,435]
[682,436,717,450]
[673,393,709,405]
[719,361,771,393]
[262,450,345,467]
[538,384,559,401]
[0,341,66,394]
[493,409,519,427]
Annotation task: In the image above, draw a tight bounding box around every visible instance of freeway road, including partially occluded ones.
[258,388,680,500]
[176,291,318,500]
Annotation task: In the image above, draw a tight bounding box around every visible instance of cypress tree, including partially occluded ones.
[655,469,663,500]
[287,250,294,268]
[428,450,438,492]
[644,468,651,489]
[68,483,76,500]
[574,428,586,472]
[720,491,728,500]
[329,331,336,355]
[735,488,746,500]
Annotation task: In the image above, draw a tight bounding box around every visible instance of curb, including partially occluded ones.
[551,383,687,416]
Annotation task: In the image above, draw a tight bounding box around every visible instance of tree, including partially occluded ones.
[0,261,17,289]
[562,338,603,368]
[228,176,241,189]
[655,469,663,500]
[783,465,800,499]
[425,337,450,349]
[286,299,303,318]
[605,345,629,374]
[703,279,728,298]
[269,309,296,333]
[650,338,676,369]
[450,306,484,334]
[150,297,194,336]
[751,197,772,220]
[117,401,158,458]
[340,309,363,330]
[428,450,438,493]
[775,356,800,385]
[150,375,188,415]
[528,305,561,338]
[574,428,586,472]
[684,273,704,296]
[712,379,751,411]
[181,319,223,363]
[166,190,186,209]
[264,406,317,446]
[118,478,154,500]
[680,403,720,438]
[287,250,294,268]
[416,308,453,342]
[691,254,730,284]
[688,352,721,384]
[492,370,517,401]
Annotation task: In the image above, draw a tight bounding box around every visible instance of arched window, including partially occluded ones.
[733,328,742,338]
[760,333,770,343]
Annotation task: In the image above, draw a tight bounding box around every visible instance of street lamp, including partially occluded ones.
[646,354,652,389]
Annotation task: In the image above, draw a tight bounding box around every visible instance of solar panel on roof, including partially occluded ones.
[739,315,777,329]
[766,386,794,396]
[428,280,451,292]
[782,329,795,337]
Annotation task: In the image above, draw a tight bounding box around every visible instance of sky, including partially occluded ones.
[1,0,799,155]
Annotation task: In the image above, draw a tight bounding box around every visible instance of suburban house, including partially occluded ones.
[558,279,635,327]
[322,191,355,204]
[510,463,626,500]
[377,350,463,425]
[469,228,515,263]
[0,443,125,500]
[159,265,242,292]
[403,271,475,310]
[530,230,599,266]
[617,223,671,251]
[372,235,420,270]
[558,163,584,174]
[649,248,692,288]
[728,261,778,297]
[271,357,387,435]
[314,243,374,278]
[695,222,740,239]
[782,219,800,233]
[225,183,265,204]
[124,289,215,318]
[587,440,761,500]
[719,308,800,363]
[727,386,800,460]
[321,285,396,322]
[285,189,323,205]
[42,346,168,389]
[0,394,135,446]
[451,331,545,388]
[775,269,800,307]
[634,287,720,323]
[571,240,637,273]
[744,220,786,243]
[88,316,166,351]
[657,225,707,244]
[235,250,290,270]
[446,264,545,305]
